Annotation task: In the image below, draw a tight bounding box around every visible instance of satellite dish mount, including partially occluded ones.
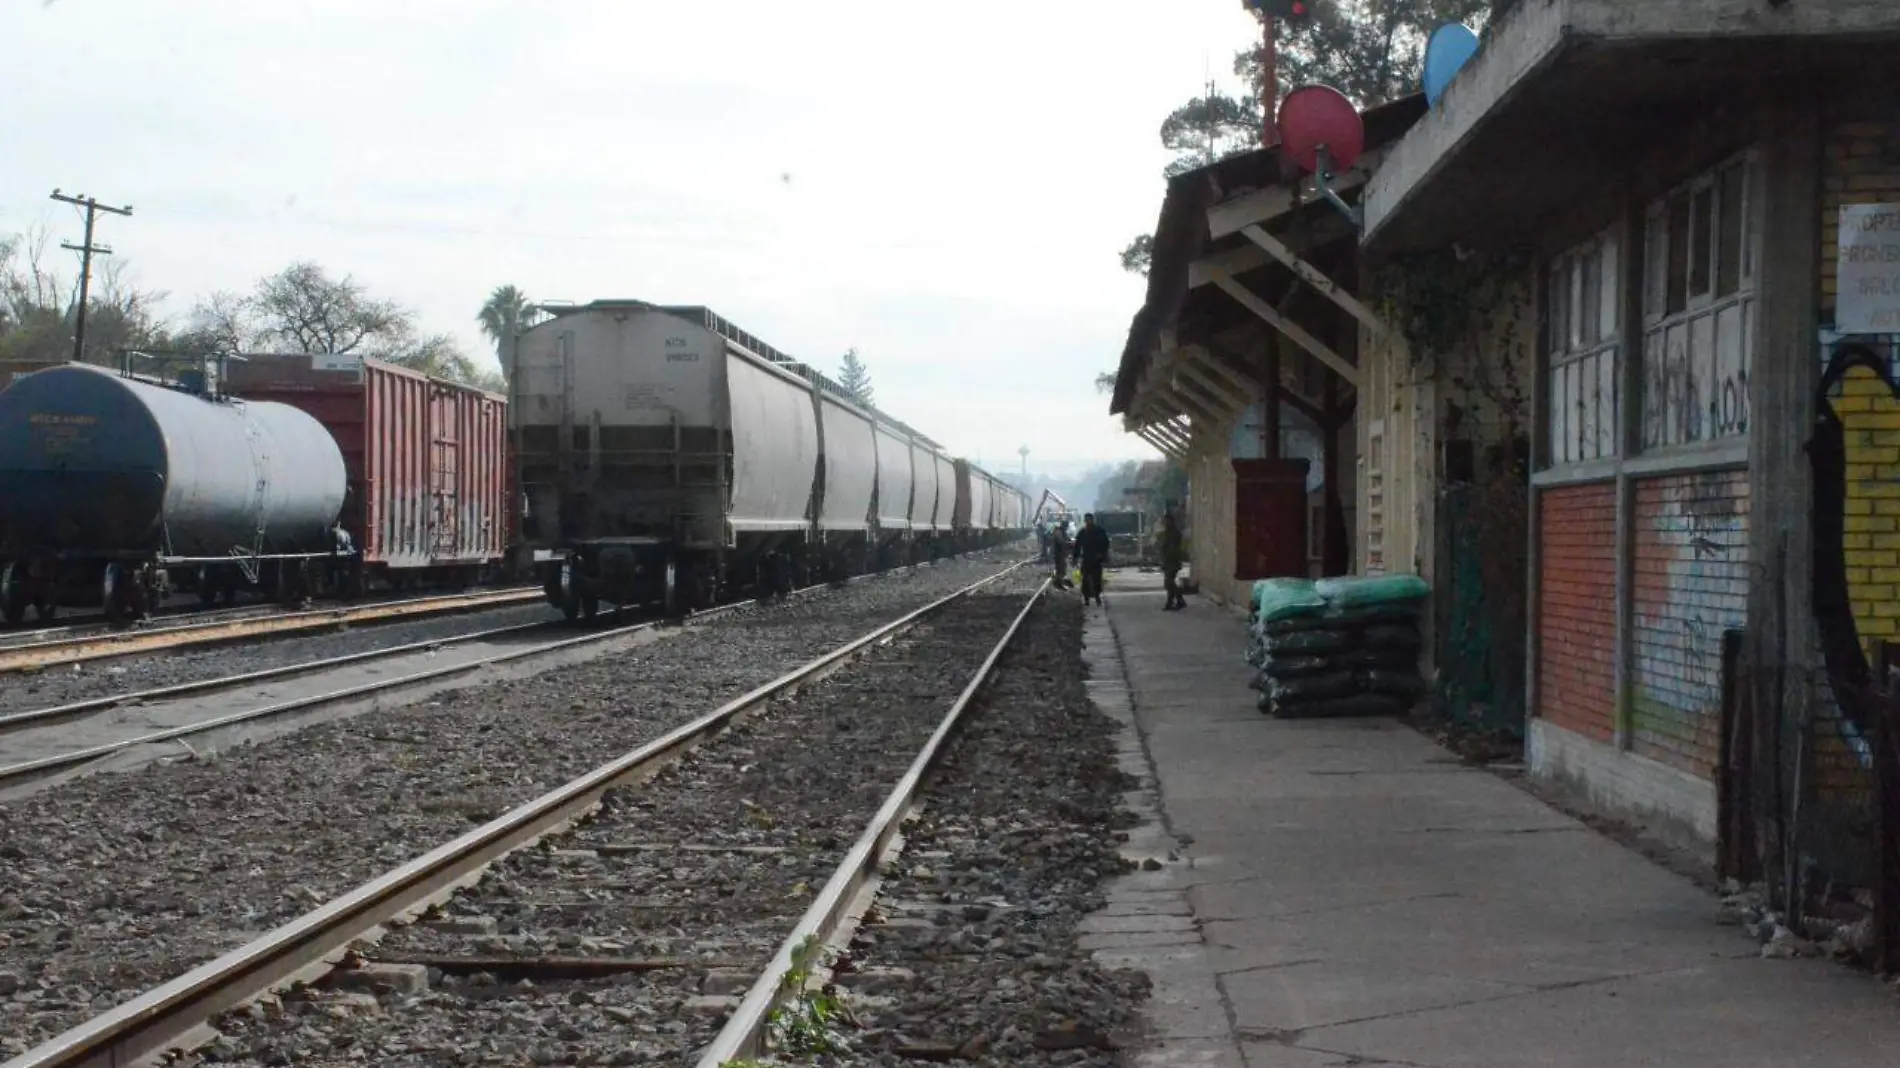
[1275,85,1366,230]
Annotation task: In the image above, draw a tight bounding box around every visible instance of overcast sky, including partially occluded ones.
[0,0,1259,472]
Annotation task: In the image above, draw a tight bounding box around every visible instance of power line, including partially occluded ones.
[49,189,134,364]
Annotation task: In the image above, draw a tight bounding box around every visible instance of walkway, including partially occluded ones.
[1080,571,1899,1068]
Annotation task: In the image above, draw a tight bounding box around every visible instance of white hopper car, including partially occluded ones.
[506,301,1028,618]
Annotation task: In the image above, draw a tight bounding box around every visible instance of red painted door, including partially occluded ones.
[1233,458,1309,580]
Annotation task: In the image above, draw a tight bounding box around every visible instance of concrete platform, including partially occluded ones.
[1080,571,1900,1068]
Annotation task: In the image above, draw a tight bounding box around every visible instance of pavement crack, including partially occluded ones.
[1201,890,1462,924]
[1215,957,1324,978]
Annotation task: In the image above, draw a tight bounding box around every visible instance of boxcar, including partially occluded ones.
[224,354,511,592]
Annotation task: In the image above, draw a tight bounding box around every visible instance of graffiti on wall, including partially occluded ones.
[1809,343,1900,771]
[1627,469,1750,776]
[1641,305,1753,450]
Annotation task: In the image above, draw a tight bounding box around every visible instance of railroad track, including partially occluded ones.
[0,562,941,791]
[0,563,1043,1068]
[0,587,548,675]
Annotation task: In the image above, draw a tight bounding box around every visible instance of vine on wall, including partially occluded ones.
[1371,247,1535,442]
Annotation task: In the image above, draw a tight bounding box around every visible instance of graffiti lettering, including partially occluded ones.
[1643,324,1749,449]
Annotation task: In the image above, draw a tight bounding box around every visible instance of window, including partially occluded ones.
[1641,153,1756,450]
[1546,228,1621,466]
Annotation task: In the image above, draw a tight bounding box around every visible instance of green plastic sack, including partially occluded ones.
[1315,574,1429,610]
[1250,578,1327,623]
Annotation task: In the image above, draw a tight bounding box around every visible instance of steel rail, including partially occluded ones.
[693,575,1050,1067]
[0,619,558,735]
[0,587,547,674]
[0,560,894,786]
[0,560,1028,1068]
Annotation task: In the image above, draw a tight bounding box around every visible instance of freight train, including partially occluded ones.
[0,355,512,624]
[505,301,1030,619]
[0,308,1030,627]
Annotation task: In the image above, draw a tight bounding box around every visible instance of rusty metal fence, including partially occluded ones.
[1718,627,1900,975]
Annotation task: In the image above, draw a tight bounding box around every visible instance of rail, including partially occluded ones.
[694,576,1049,1066]
[0,587,545,674]
[0,559,1029,1068]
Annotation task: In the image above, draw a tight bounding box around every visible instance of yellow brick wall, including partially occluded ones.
[1821,118,1900,321]
[1829,367,1900,656]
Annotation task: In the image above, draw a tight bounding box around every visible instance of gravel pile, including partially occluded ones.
[0,553,1026,1056]
[0,601,563,717]
[824,594,1148,1067]
[192,577,1041,1066]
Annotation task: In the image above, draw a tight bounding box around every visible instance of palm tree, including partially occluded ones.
[476,284,540,362]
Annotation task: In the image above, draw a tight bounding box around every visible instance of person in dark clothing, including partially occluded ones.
[1157,512,1186,610]
[1051,521,1072,589]
[1074,513,1110,606]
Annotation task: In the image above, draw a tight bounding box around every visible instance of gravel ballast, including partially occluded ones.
[193,575,1044,1066]
[825,593,1148,1067]
[0,553,1027,1056]
[0,600,564,717]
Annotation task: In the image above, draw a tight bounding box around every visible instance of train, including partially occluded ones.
[0,305,1031,625]
[505,301,1030,618]
[0,355,510,624]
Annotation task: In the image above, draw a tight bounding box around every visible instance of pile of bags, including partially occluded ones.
[1246,574,1430,719]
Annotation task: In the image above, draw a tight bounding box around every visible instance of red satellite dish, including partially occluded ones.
[1276,85,1365,174]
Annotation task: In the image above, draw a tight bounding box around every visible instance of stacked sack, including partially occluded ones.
[1247,574,1430,719]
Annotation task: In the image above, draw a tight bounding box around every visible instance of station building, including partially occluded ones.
[1111,0,1900,894]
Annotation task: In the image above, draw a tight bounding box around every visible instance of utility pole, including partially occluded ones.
[49,189,134,365]
[1245,0,1309,147]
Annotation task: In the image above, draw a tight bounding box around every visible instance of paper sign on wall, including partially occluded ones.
[1836,202,1900,333]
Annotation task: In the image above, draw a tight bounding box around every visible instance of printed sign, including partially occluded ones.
[1836,202,1900,332]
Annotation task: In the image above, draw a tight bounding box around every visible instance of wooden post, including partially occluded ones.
[1748,87,1822,884]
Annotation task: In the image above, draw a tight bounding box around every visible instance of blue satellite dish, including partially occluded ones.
[1422,23,1480,106]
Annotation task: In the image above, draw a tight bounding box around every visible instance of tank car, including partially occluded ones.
[0,362,350,623]
[222,354,511,593]
[506,301,992,620]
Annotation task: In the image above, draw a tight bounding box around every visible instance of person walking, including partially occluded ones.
[1074,512,1110,606]
[1158,512,1186,610]
[1051,520,1073,589]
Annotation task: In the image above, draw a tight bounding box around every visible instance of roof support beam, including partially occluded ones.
[1172,370,1244,424]
[1135,425,1184,460]
[1175,354,1253,416]
[1206,147,1384,239]
[1239,223,1396,340]
[1202,339,1328,425]
[1207,271,1361,389]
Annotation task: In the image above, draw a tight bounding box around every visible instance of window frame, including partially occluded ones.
[1543,226,1623,468]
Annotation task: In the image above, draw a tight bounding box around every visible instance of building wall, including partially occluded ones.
[1185,424,1242,607]
[1537,482,1618,743]
[1355,329,1433,580]
[1520,129,1762,844]
[1628,469,1750,778]
[1804,100,1900,866]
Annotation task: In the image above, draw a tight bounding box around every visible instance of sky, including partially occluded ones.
[0,0,1261,473]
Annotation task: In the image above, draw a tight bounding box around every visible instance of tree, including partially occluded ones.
[477,284,543,359]
[0,228,166,366]
[838,348,873,406]
[1095,371,1117,395]
[1233,0,1495,111]
[1119,85,1262,278]
[1120,234,1154,277]
[188,262,497,390]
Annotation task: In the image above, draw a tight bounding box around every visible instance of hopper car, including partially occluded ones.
[506,301,1029,619]
[0,362,352,623]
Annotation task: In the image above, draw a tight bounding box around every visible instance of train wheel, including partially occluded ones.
[1,564,23,625]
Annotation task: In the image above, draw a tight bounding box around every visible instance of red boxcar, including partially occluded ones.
[224,355,510,589]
